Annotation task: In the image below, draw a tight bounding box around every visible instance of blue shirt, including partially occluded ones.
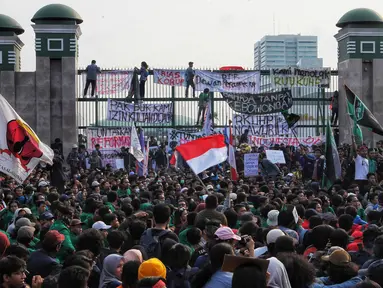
[310,276,364,288]
[204,271,232,288]
[353,215,367,225]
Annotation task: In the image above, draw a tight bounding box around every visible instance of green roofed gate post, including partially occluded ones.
[335,8,383,145]
[31,3,83,157]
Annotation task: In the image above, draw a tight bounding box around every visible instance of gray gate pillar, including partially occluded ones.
[335,8,383,145]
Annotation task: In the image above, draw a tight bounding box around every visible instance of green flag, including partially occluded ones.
[352,122,363,146]
[345,85,383,136]
[281,111,300,129]
[322,121,342,188]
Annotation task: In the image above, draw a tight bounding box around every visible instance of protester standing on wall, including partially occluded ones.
[331,90,339,125]
[139,61,149,99]
[185,61,195,98]
[83,60,101,98]
[196,88,210,126]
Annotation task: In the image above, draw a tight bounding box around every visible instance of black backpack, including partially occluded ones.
[166,267,198,288]
[140,228,170,259]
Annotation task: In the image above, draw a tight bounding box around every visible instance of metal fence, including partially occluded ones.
[76,68,339,139]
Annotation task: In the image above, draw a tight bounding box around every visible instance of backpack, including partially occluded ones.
[139,229,170,259]
[166,267,198,288]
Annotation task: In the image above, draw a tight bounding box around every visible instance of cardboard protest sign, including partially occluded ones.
[195,71,260,93]
[221,89,292,115]
[244,153,259,177]
[107,99,173,124]
[271,68,331,88]
[265,150,286,164]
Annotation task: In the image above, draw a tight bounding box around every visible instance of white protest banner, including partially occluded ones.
[271,68,331,88]
[249,135,324,147]
[244,153,259,177]
[153,69,186,87]
[87,127,132,150]
[265,150,286,164]
[232,113,291,136]
[167,128,225,149]
[82,71,134,95]
[107,99,173,124]
[195,71,260,93]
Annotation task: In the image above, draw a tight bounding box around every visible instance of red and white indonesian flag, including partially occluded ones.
[175,134,227,175]
[228,126,238,181]
[0,94,54,183]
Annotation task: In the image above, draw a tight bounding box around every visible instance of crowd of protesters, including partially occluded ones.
[1,134,383,288]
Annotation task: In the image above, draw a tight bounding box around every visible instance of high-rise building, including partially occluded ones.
[254,34,323,69]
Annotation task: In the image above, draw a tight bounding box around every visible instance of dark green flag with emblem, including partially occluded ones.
[345,84,383,136]
[322,120,342,189]
[281,111,300,129]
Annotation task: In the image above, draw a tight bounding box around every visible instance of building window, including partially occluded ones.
[360,41,375,54]
[47,39,64,51]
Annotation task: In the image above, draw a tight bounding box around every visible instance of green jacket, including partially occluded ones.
[179,226,192,246]
[105,202,116,212]
[117,188,131,198]
[70,231,78,247]
[80,212,94,229]
[1,210,13,230]
[50,220,75,263]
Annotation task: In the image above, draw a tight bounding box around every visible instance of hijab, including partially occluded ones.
[99,254,123,288]
[123,249,143,264]
[267,257,292,288]
[6,208,32,234]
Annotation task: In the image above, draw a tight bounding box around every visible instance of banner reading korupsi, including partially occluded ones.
[153,69,186,87]
[195,71,260,93]
[86,127,132,150]
[82,71,134,95]
[271,68,331,88]
[221,89,293,115]
[107,99,173,124]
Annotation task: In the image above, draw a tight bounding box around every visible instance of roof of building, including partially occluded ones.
[31,4,83,24]
[336,8,383,28]
[0,14,24,35]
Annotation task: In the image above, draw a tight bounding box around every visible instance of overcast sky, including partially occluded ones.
[2,0,383,71]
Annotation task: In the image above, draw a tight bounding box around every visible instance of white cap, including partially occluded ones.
[181,187,188,193]
[91,181,100,187]
[267,210,280,227]
[38,181,48,187]
[230,193,237,200]
[266,229,285,244]
[92,221,111,230]
[206,185,214,191]
[72,144,78,149]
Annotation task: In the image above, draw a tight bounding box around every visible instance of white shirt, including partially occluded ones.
[355,155,369,180]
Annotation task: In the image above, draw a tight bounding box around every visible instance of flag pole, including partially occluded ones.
[192,170,208,190]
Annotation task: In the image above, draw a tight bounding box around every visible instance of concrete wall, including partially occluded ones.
[0,57,77,157]
[338,59,383,146]
[373,59,383,144]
